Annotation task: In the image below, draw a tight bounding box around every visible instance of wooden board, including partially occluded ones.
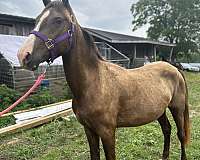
[0,109,73,135]
[1,100,72,118]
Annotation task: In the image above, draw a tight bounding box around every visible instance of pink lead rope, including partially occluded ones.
[0,73,46,117]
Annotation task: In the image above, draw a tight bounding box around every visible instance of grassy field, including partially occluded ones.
[0,72,200,160]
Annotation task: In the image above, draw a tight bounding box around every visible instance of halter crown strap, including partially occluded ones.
[29,24,75,63]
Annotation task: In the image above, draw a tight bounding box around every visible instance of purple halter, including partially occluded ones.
[30,24,75,63]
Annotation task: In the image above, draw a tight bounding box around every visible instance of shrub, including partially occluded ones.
[26,89,57,108]
[61,83,73,100]
[0,84,30,111]
[0,116,15,128]
[177,52,200,63]
[0,84,72,112]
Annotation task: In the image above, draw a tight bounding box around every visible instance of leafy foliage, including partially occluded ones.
[25,89,57,108]
[0,84,72,113]
[177,52,200,63]
[0,84,30,111]
[0,116,15,128]
[131,0,200,54]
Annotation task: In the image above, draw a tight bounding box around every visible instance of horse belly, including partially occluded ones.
[117,104,166,127]
[117,80,172,127]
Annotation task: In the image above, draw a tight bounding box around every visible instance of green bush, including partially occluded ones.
[0,116,15,128]
[0,84,30,111]
[61,83,73,100]
[0,84,72,112]
[26,89,57,108]
[177,52,200,63]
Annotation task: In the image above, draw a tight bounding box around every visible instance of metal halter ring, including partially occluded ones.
[45,39,55,50]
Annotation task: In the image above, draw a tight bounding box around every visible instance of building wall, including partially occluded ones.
[0,22,34,36]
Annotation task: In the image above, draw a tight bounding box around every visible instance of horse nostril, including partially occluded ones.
[26,52,31,60]
[24,52,32,64]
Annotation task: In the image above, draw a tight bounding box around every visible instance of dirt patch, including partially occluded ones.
[190,109,200,117]
[6,138,20,145]
[0,156,10,160]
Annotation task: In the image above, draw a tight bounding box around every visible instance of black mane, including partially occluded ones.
[81,28,105,61]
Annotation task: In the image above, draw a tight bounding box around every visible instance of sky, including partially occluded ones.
[0,0,148,37]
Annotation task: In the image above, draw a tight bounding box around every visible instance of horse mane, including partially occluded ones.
[81,28,105,61]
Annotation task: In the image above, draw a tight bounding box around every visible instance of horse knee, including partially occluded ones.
[177,130,185,142]
[165,123,171,135]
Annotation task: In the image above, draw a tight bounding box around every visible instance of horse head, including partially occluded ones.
[18,0,77,70]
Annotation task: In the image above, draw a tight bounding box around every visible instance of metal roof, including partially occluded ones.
[0,13,35,24]
[85,28,176,47]
[0,34,63,67]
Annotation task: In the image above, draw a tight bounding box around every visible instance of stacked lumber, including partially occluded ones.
[0,100,73,135]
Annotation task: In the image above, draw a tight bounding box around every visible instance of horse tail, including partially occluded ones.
[179,70,190,145]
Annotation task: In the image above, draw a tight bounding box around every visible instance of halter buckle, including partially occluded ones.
[45,39,55,50]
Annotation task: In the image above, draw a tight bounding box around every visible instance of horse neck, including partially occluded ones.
[62,27,100,99]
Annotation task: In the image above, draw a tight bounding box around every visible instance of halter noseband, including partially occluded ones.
[30,23,75,63]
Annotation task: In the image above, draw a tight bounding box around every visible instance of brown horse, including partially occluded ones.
[17,0,190,159]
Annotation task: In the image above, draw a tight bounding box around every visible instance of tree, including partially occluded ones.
[131,0,200,55]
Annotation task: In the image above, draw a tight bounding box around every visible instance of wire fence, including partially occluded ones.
[95,42,130,68]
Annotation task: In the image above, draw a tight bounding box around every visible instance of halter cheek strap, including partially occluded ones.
[30,24,75,63]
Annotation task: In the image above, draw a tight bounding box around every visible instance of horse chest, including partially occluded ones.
[72,103,85,124]
[72,102,94,126]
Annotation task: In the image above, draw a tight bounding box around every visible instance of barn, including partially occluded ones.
[0,13,175,91]
[86,28,175,68]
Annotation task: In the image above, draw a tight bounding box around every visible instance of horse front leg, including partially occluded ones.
[84,126,100,160]
[100,127,116,160]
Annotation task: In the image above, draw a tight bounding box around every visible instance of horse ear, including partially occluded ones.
[43,0,51,6]
[62,0,69,7]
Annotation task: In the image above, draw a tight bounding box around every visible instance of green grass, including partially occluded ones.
[0,116,15,128]
[0,72,200,160]
[185,72,200,111]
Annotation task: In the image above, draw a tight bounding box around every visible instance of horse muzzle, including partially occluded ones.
[17,51,38,71]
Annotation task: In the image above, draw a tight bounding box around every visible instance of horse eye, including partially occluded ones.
[53,18,63,25]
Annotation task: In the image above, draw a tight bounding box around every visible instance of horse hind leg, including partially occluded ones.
[158,111,171,160]
[169,107,187,160]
